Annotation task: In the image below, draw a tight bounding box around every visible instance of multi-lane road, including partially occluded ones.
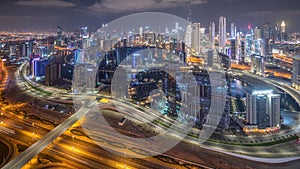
[2,62,300,168]
[1,102,193,169]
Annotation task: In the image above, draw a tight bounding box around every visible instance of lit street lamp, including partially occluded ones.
[32,123,35,133]
[1,112,3,124]
[32,132,35,140]
[72,135,75,151]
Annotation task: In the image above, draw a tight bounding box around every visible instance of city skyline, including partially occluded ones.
[0,0,299,32]
[2,1,300,169]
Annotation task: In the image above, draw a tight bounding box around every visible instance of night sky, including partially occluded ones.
[0,0,299,32]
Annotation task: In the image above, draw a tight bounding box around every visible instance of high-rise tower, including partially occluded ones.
[209,22,215,48]
[56,25,62,46]
[281,21,286,33]
[280,21,287,41]
[292,55,300,90]
[185,24,193,48]
[192,22,201,54]
[246,89,281,129]
[219,16,227,48]
[230,22,237,39]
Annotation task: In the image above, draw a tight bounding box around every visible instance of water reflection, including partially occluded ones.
[230,78,300,128]
[229,79,246,98]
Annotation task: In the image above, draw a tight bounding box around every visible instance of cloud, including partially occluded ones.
[244,10,300,17]
[244,10,274,16]
[85,0,207,14]
[0,15,38,20]
[0,14,59,21]
[14,0,77,8]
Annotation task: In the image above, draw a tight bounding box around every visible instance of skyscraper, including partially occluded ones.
[245,33,253,62]
[281,21,286,33]
[230,22,237,39]
[251,55,265,75]
[261,23,274,57]
[209,22,215,48]
[207,49,214,67]
[45,63,61,86]
[280,21,287,41]
[56,25,62,46]
[254,27,261,40]
[246,89,281,129]
[236,32,246,63]
[192,22,201,54]
[185,23,193,48]
[81,26,89,48]
[81,26,88,38]
[219,16,227,49]
[292,55,300,90]
[230,39,236,60]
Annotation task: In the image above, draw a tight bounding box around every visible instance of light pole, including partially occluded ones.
[1,112,3,124]
[72,135,75,151]
[32,123,35,140]
[32,132,35,140]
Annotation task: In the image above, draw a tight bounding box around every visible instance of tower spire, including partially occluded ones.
[186,0,192,23]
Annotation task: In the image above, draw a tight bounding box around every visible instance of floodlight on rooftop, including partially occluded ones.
[252,89,273,95]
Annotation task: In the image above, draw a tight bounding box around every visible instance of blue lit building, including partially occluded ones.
[32,58,49,77]
[74,49,84,64]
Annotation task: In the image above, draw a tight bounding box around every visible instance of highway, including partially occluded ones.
[2,103,92,169]
[1,106,187,169]
[3,61,300,168]
[1,64,212,168]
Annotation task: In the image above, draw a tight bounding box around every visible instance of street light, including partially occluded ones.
[72,135,75,151]
[1,112,3,124]
[32,123,35,133]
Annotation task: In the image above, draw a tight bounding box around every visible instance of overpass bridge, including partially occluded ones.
[2,101,95,169]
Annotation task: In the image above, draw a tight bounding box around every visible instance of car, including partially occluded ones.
[118,117,126,126]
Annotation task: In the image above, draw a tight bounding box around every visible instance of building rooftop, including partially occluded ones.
[240,75,276,94]
[294,55,300,60]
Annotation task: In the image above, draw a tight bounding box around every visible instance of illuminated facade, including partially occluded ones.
[230,22,237,39]
[56,25,63,46]
[281,21,286,33]
[74,49,84,64]
[192,23,201,54]
[73,63,97,94]
[185,23,193,48]
[246,89,281,129]
[251,55,264,75]
[236,32,245,63]
[292,55,300,90]
[218,16,226,49]
[209,22,215,48]
[245,33,253,62]
[280,21,288,41]
[32,58,49,78]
